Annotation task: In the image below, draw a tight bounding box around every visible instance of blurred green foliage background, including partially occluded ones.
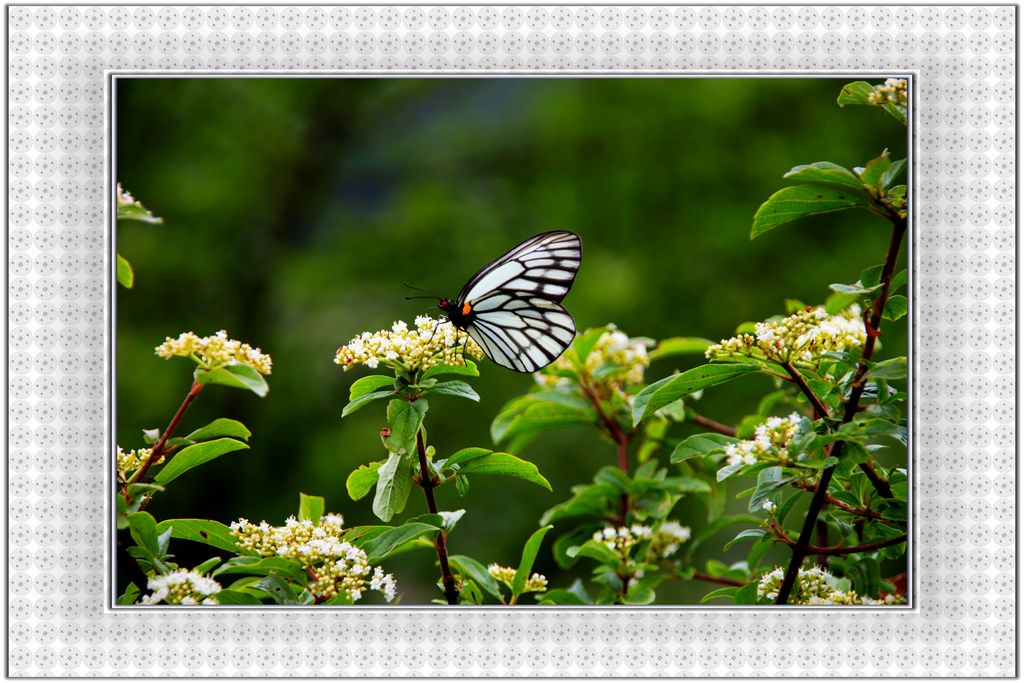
[116,77,907,603]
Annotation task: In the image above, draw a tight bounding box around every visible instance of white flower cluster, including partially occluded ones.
[335,316,484,373]
[723,413,803,467]
[139,568,221,605]
[116,445,161,480]
[487,564,548,593]
[155,330,273,375]
[230,514,397,603]
[867,78,908,108]
[592,524,653,555]
[706,306,866,367]
[757,565,903,605]
[651,520,692,559]
[537,325,649,389]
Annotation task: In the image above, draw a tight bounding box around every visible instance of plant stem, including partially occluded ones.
[775,215,905,605]
[580,383,633,524]
[782,361,830,418]
[688,412,737,437]
[415,428,459,605]
[128,380,203,490]
[692,571,745,587]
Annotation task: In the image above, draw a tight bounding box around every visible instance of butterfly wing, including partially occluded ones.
[463,293,577,373]
[457,230,582,305]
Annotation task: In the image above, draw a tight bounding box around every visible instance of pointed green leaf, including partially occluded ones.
[372,452,413,523]
[512,525,552,597]
[154,438,249,484]
[752,184,871,239]
[184,418,251,443]
[363,522,440,564]
[882,295,908,321]
[385,399,428,456]
[648,337,714,361]
[427,380,479,402]
[457,452,551,491]
[348,375,395,400]
[346,461,383,501]
[449,554,503,600]
[298,493,325,524]
[127,511,160,556]
[855,150,892,191]
[116,253,134,288]
[633,364,761,426]
[865,357,907,380]
[671,432,739,463]
[195,363,269,397]
[421,359,479,381]
[155,519,242,554]
[342,390,394,417]
[836,81,875,107]
[782,161,864,190]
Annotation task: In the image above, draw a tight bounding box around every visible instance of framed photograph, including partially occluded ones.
[8,3,1016,677]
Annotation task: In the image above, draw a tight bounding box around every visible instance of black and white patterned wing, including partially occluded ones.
[457,230,582,306]
[464,294,577,373]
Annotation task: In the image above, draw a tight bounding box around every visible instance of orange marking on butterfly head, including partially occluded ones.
[462,303,472,316]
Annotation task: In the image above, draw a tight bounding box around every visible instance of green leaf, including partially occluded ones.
[830,282,881,296]
[685,514,761,559]
[341,390,394,417]
[512,526,552,597]
[212,556,308,583]
[492,401,595,445]
[193,556,223,575]
[700,586,738,603]
[882,295,908,321]
[752,184,872,239]
[127,511,160,556]
[195,364,269,397]
[633,364,761,426]
[748,467,787,513]
[363,522,440,564]
[155,519,242,553]
[116,582,141,605]
[670,432,739,463]
[855,150,892,191]
[782,161,863,190]
[836,81,875,107]
[540,483,618,525]
[252,575,302,605]
[214,589,262,605]
[116,253,134,288]
[734,580,760,605]
[449,555,502,601]
[184,418,251,443]
[723,528,768,552]
[372,452,413,523]
[298,493,325,524]
[859,264,885,289]
[457,452,551,491]
[421,359,479,381]
[865,357,907,380]
[882,159,906,188]
[385,399,428,456]
[572,328,608,365]
[437,509,465,534]
[443,447,492,470]
[826,291,861,315]
[346,461,382,501]
[349,375,395,400]
[117,199,163,224]
[623,574,663,605]
[538,588,591,605]
[153,438,249,484]
[648,337,714,361]
[427,380,479,402]
[891,269,908,291]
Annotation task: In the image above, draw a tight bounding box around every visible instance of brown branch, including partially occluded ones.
[782,360,830,419]
[692,572,745,588]
[688,411,737,437]
[775,214,906,605]
[580,383,633,524]
[790,480,890,521]
[415,428,459,605]
[127,380,204,492]
[776,532,908,557]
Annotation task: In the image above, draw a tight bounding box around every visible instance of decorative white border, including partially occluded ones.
[8,4,1016,677]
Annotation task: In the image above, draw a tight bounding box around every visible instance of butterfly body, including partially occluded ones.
[437,230,582,373]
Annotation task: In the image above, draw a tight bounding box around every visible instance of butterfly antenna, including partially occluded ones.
[403,281,440,300]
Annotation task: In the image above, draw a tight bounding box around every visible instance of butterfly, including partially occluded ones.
[434,230,582,373]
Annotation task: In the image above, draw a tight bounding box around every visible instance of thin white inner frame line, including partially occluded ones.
[107,69,917,611]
